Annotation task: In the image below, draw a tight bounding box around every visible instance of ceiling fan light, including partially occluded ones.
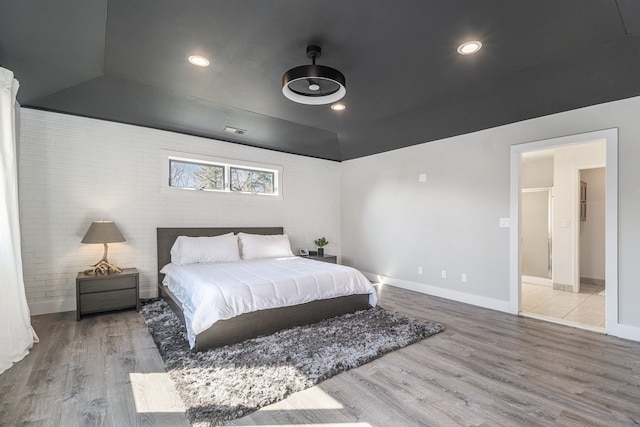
[282,45,346,105]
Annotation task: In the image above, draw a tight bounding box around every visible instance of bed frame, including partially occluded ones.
[157,227,371,351]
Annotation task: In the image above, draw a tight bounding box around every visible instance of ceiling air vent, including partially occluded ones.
[224,126,247,135]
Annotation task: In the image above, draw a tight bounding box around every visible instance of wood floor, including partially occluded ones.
[0,308,189,426]
[2,285,639,426]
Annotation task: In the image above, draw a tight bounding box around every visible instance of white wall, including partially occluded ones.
[522,154,553,189]
[341,131,512,309]
[18,109,342,315]
[579,167,606,282]
[342,95,640,331]
[552,142,605,291]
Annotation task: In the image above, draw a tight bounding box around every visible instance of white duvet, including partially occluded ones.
[160,256,377,348]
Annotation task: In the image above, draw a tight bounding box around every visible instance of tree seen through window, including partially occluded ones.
[168,158,277,195]
[230,167,274,194]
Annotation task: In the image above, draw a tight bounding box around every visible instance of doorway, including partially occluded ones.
[509,129,618,334]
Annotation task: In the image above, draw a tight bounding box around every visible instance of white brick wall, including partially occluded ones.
[18,109,342,315]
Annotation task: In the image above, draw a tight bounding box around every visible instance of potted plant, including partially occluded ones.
[314,237,329,257]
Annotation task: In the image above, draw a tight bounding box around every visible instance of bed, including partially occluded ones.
[157,227,376,351]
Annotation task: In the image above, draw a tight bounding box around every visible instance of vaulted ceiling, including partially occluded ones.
[2,1,640,161]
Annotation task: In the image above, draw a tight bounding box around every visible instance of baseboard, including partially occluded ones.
[140,287,158,299]
[29,287,157,316]
[364,271,639,343]
[522,275,552,286]
[28,297,75,316]
[581,277,605,286]
[364,271,511,313]
[553,282,574,292]
[608,322,640,342]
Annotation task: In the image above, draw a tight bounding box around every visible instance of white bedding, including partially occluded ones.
[160,256,377,348]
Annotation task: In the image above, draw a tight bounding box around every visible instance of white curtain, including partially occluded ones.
[0,67,38,375]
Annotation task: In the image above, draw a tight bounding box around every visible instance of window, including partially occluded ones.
[230,167,274,194]
[169,159,225,191]
[161,150,281,197]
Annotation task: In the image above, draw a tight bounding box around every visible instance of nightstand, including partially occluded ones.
[306,254,337,264]
[76,268,140,320]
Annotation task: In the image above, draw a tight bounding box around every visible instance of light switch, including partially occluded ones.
[418,173,427,183]
[499,218,511,228]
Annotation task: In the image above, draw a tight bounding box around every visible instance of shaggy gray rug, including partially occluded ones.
[140,300,444,426]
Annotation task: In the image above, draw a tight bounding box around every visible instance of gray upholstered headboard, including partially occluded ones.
[156,227,284,285]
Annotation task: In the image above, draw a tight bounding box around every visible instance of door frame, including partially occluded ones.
[509,128,618,333]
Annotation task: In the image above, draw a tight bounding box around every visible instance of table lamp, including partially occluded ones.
[81,220,125,275]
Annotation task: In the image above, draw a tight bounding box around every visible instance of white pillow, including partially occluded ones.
[170,233,240,265]
[237,232,294,260]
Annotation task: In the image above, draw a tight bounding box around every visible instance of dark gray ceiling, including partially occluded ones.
[2,0,640,161]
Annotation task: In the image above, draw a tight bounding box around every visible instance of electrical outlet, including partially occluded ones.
[441,270,447,279]
[499,218,510,228]
[462,273,468,283]
[418,173,427,183]
[418,266,423,275]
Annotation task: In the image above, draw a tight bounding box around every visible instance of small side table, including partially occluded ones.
[305,254,337,264]
[76,268,140,320]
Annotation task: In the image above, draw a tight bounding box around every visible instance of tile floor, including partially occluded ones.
[521,282,605,329]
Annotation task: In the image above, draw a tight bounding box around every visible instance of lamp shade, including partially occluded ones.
[81,220,125,244]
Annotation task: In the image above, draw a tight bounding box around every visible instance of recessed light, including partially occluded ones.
[331,103,346,111]
[457,41,482,55]
[188,55,210,67]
